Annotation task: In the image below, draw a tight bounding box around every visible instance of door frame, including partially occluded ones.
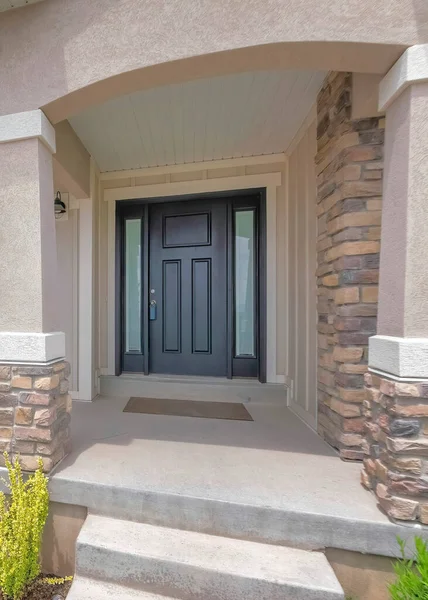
[115,191,266,380]
[106,170,282,383]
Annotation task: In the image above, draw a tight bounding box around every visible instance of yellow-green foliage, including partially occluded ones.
[41,576,73,586]
[0,453,49,600]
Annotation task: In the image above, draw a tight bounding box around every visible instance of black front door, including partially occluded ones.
[117,192,265,379]
[149,199,228,376]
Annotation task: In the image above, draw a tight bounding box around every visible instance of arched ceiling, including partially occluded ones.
[69,69,325,172]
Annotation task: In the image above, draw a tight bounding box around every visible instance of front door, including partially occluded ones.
[117,193,264,379]
[149,199,227,376]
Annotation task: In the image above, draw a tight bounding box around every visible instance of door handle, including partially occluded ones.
[149,300,157,321]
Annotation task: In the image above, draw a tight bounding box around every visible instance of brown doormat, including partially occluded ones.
[123,397,253,421]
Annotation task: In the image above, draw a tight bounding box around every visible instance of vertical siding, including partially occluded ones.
[287,116,317,428]
[288,151,297,396]
[92,167,100,394]
[56,209,79,391]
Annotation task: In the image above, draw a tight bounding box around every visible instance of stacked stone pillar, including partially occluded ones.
[0,110,71,472]
[316,72,384,459]
[361,45,428,522]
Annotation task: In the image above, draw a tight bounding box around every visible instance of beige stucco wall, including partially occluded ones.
[97,161,287,377]
[351,73,383,119]
[0,0,426,123]
[378,82,428,338]
[286,110,318,427]
[0,138,58,333]
[53,121,90,200]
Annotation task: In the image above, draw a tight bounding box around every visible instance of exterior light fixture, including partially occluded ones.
[54,191,66,219]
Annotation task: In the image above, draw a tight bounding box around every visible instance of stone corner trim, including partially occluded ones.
[0,332,65,363]
[379,44,428,111]
[369,335,428,379]
[316,72,383,460]
[0,109,56,154]
[362,371,428,523]
[0,361,71,472]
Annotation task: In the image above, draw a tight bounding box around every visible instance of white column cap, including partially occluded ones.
[379,44,428,111]
[0,109,56,153]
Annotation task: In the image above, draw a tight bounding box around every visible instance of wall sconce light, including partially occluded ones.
[54,191,67,219]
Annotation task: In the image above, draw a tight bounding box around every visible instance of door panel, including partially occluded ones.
[149,199,227,376]
[162,260,181,353]
[192,258,211,354]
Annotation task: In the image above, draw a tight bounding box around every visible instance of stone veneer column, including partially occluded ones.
[361,45,428,522]
[0,110,71,472]
[316,72,384,459]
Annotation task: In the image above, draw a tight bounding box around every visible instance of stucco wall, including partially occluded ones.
[0,138,58,333]
[286,110,318,428]
[0,0,426,123]
[53,121,90,200]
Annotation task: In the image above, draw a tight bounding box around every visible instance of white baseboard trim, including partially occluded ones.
[0,332,65,363]
[369,335,428,378]
[99,368,286,384]
[288,400,317,431]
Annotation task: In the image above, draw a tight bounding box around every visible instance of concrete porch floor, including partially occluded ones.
[49,382,427,558]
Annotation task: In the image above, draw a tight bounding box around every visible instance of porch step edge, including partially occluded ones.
[50,474,415,558]
[67,577,176,600]
[75,514,344,600]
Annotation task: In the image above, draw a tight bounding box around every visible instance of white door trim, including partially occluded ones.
[106,172,282,383]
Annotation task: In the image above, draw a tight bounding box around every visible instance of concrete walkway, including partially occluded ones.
[44,384,428,558]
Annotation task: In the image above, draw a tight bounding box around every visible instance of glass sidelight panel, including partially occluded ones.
[234,210,255,357]
[125,218,142,353]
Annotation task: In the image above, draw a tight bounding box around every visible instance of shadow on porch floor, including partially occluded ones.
[43,390,427,558]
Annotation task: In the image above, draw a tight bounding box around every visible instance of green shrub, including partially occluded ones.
[0,453,49,600]
[389,536,428,599]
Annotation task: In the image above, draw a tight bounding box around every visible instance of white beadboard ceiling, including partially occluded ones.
[69,70,326,173]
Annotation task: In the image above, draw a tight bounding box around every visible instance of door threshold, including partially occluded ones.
[118,373,263,386]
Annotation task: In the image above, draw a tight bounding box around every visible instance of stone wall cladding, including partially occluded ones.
[316,72,384,460]
[362,372,428,522]
[0,361,71,472]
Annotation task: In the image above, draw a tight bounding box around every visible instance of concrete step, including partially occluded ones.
[52,474,404,556]
[67,577,176,600]
[76,514,345,600]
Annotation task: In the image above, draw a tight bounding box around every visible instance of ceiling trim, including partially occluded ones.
[99,153,286,181]
[104,172,282,202]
